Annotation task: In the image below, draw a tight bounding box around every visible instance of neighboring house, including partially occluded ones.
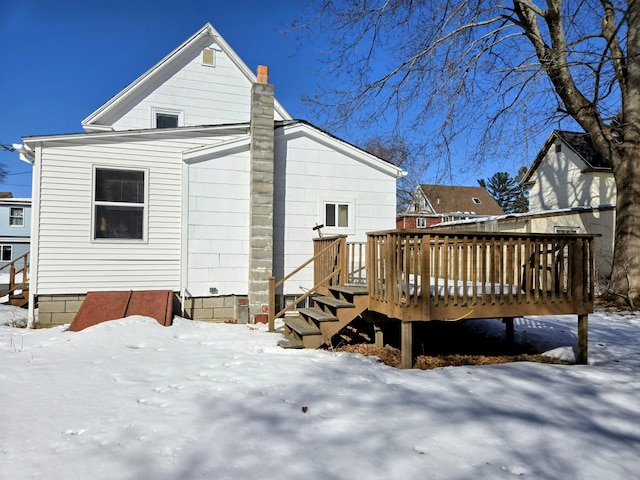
[522,130,615,210]
[432,130,616,280]
[0,195,31,268]
[15,23,404,325]
[397,184,504,228]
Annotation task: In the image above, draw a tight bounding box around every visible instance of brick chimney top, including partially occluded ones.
[256,65,269,84]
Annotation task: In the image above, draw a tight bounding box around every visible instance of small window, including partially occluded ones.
[554,226,579,234]
[9,207,24,226]
[94,168,146,240]
[555,144,562,153]
[416,217,427,228]
[472,197,482,205]
[1,245,12,262]
[325,203,349,228]
[155,112,179,129]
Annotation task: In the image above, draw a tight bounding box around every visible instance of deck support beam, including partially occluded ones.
[577,314,588,364]
[401,322,413,369]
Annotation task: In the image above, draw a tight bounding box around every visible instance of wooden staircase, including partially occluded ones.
[0,252,29,308]
[278,284,369,349]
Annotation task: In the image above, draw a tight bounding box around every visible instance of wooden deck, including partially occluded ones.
[270,230,595,368]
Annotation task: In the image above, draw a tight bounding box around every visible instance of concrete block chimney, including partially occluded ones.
[248,65,275,321]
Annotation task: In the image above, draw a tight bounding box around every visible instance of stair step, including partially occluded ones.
[277,338,304,349]
[298,307,338,322]
[329,285,369,296]
[284,316,322,336]
[313,296,354,309]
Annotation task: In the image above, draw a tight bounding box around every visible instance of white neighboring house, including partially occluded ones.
[433,130,616,281]
[16,23,404,325]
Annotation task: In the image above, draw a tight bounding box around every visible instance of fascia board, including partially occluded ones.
[22,124,249,146]
[182,136,250,163]
[276,123,406,178]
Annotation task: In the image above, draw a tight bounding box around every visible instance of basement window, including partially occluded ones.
[93,167,147,240]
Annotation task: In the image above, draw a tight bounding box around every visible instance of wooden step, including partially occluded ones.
[298,307,338,322]
[284,316,322,336]
[313,296,354,309]
[277,338,304,349]
[329,285,369,297]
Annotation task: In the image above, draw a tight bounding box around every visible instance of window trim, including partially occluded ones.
[320,198,355,234]
[152,108,183,129]
[416,217,427,228]
[91,166,149,243]
[9,207,24,227]
[554,226,580,234]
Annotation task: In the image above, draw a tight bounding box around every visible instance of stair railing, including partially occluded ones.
[0,251,30,298]
[268,236,348,332]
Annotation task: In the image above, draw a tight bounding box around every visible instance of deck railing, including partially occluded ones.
[0,251,29,298]
[367,230,595,321]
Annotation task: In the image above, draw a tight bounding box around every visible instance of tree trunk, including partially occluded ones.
[608,143,640,308]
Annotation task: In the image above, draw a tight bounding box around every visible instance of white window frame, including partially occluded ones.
[472,197,482,205]
[152,108,183,129]
[1,244,12,262]
[9,207,24,227]
[416,217,427,228]
[92,166,149,243]
[320,197,355,234]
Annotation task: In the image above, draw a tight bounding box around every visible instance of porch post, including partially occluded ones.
[401,322,413,369]
[577,314,588,364]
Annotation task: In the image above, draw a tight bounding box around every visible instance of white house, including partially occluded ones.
[16,23,404,325]
[432,130,616,281]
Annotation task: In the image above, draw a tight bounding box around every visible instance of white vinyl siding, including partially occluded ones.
[274,131,397,295]
[186,149,251,297]
[98,37,287,131]
[33,134,205,294]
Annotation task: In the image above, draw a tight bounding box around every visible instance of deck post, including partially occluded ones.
[577,314,588,364]
[401,322,413,369]
[374,324,384,348]
[503,317,515,345]
[268,276,275,332]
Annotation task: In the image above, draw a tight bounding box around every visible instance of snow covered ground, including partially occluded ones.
[1,306,639,479]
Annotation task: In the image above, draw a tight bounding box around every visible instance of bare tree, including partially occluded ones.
[297,1,639,307]
[363,136,423,212]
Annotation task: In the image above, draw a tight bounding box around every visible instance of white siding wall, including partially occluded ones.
[275,134,397,295]
[98,37,285,131]
[35,132,223,295]
[529,140,616,211]
[186,150,251,296]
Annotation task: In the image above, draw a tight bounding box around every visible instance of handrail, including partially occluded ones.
[268,236,347,332]
[367,230,595,320]
[0,251,30,298]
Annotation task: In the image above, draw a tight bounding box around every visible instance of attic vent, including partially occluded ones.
[202,48,215,66]
[555,144,562,153]
[472,197,482,204]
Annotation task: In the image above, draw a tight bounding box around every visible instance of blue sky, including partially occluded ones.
[0,0,317,198]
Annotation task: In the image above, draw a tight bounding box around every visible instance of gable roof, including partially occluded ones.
[522,130,612,183]
[81,23,291,131]
[417,184,504,216]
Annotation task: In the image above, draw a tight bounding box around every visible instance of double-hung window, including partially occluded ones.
[9,207,24,226]
[94,168,146,240]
